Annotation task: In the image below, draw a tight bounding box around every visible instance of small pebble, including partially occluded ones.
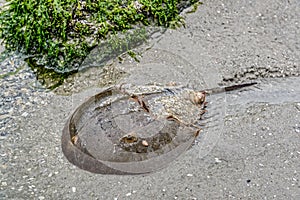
[296,103,300,111]
[125,192,131,196]
[21,112,29,117]
[142,140,149,147]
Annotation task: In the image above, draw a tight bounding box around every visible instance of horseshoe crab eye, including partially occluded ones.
[119,133,138,143]
[126,137,136,143]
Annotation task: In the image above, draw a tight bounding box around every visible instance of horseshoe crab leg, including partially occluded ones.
[129,95,150,113]
[166,115,202,135]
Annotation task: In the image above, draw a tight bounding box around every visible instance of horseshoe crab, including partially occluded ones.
[62,82,256,174]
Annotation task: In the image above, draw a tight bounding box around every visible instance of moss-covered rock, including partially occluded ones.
[0,0,199,88]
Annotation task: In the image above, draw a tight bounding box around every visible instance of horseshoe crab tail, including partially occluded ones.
[205,82,258,95]
[224,82,258,92]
